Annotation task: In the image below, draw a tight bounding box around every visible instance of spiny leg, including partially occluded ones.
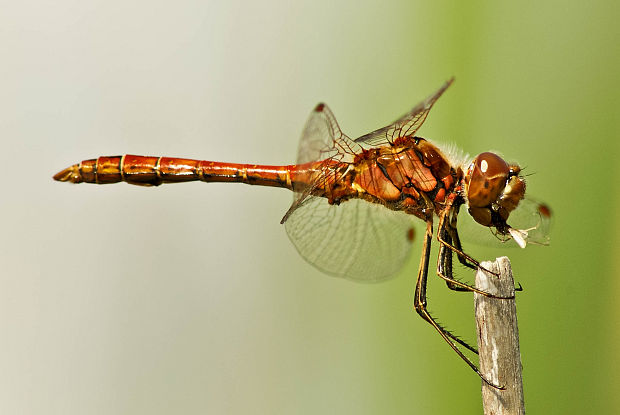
[445,210,520,296]
[447,222,524,292]
[437,209,500,278]
[436,212,512,299]
[438,217,471,293]
[447,207,477,271]
[418,218,474,349]
[447,208,522,292]
[436,210,481,268]
[413,220,501,388]
[414,221,469,347]
[435,221,483,353]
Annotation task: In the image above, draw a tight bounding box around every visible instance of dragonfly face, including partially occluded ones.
[463,151,550,248]
[464,152,526,244]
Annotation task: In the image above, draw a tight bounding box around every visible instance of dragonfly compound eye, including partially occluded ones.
[466,152,510,209]
[465,152,526,230]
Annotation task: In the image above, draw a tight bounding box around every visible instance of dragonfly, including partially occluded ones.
[54,78,551,388]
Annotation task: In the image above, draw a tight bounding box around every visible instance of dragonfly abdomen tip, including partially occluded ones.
[53,164,82,183]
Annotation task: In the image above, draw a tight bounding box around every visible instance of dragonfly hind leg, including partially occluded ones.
[414,222,494,363]
[413,220,504,388]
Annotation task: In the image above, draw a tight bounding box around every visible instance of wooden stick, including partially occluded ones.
[474,256,525,415]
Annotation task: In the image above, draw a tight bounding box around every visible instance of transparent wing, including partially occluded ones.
[457,197,552,247]
[281,103,363,223]
[355,78,454,147]
[295,103,360,164]
[285,197,416,282]
[506,198,552,246]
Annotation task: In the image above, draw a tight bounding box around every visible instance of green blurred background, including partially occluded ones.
[2,0,618,413]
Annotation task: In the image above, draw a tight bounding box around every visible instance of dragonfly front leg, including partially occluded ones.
[436,209,482,270]
[437,211,513,299]
[439,208,479,292]
[437,224,470,292]
[447,207,477,271]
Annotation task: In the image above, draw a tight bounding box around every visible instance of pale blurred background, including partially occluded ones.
[1,0,619,413]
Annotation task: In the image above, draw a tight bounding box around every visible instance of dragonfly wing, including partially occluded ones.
[281,103,363,224]
[355,78,454,147]
[506,198,552,246]
[296,103,358,164]
[285,197,415,282]
[457,197,552,247]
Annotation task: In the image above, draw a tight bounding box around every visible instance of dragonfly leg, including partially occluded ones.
[437,209,500,278]
[436,213,513,299]
[413,220,504,390]
[438,250,513,299]
[436,212,483,270]
[438,224,471,293]
[447,209,477,271]
[447,209,524,293]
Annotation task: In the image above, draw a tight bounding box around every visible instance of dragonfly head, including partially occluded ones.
[464,152,528,246]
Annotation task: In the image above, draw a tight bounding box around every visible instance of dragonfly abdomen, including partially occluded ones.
[53,155,297,188]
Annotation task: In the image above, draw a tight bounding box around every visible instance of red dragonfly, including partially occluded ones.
[54,79,550,388]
